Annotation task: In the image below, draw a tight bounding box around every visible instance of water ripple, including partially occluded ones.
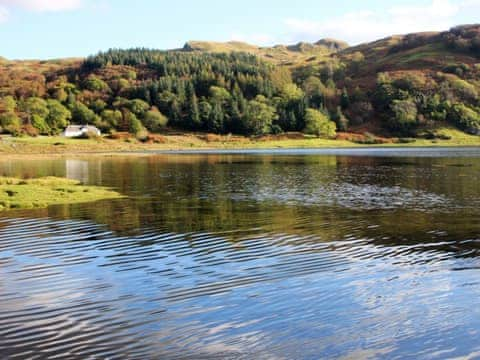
[0,214,479,359]
[0,152,479,359]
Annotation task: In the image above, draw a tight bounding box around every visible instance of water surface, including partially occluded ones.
[0,148,479,359]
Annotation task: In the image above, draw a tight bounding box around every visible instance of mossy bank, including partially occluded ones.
[0,177,123,211]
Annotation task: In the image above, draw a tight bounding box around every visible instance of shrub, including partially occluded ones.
[78,130,102,140]
[22,124,39,137]
[447,104,480,134]
[389,99,418,133]
[135,129,149,142]
[271,124,283,135]
[0,112,21,130]
[443,63,471,77]
[420,131,452,140]
[4,124,22,136]
[449,78,478,102]
[353,132,384,145]
[143,109,168,132]
[397,138,417,144]
[437,133,452,140]
[393,73,426,91]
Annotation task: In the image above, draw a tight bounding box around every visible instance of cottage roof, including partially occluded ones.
[64,125,100,132]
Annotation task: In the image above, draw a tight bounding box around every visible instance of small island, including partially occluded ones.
[0,177,123,210]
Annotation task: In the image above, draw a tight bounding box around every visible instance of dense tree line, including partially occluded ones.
[0,49,337,138]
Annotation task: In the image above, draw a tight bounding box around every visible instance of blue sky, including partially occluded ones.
[0,0,479,59]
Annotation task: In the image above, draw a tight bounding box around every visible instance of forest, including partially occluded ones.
[0,24,479,141]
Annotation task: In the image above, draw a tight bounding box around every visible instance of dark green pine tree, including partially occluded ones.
[287,111,298,131]
[340,87,350,110]
[170,99,182,126]
[225,97,242,133]
[208,101,224,133]
[188,93,201,129]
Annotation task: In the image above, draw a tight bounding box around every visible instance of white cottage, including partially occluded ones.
[62,125,101,138]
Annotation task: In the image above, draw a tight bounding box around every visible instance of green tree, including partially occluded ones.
[24,97,49,119]
[209,86,231,102]
[188,94,201,129]
[207,101,225,133]
[303,108,337,138]
[199,100,212,126]
[331,107,349,132]
[83,75,110,92]
[129,99,150,117]
[390,99,418,132]
[90,99,107,114]
[449,77,478,102]
[143,108,168,132]
[157,91,176,114]
[448,104,480,133]
[303,77,325,109]
[32,114,51,135]
[53,87,68,102]
[244,98,278,135]
[101,109,123,129]
[71,102,100,125]
[170,99,182,125]
[281,83,304,101]
[0,112,21,131]
[0,96,16,113]
[46,100,71,134]
[270,67,293,92]
[125,111,144,134]
[340,88,350,109]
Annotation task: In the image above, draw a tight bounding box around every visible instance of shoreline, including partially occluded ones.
[2,144,480,161]
[1,129,480,159]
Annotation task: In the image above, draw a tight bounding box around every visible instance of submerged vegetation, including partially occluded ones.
[0,177,123,210]
[0,25,480,143]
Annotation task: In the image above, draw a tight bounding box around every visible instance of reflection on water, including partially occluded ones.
[65,160,89,183]
[0,149,480,359]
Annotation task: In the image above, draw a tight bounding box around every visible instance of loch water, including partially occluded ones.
[0,148,480,359]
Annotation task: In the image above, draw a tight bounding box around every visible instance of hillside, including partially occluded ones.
[0,25,479,141]
[181,38,344,65]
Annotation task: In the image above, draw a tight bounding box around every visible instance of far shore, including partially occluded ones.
[1,128,480,158]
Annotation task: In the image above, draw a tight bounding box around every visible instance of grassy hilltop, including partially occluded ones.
[0,24,480,148]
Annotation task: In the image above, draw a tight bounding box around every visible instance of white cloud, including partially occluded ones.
[461,0,480,7]
[0,0,82,13]
[284,0,474,45]
[0,5,8,22]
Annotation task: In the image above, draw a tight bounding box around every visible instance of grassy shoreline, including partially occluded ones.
[0,128,479,157]
[0,177,123,211]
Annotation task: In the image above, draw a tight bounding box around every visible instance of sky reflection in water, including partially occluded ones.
[0,149,479,359]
